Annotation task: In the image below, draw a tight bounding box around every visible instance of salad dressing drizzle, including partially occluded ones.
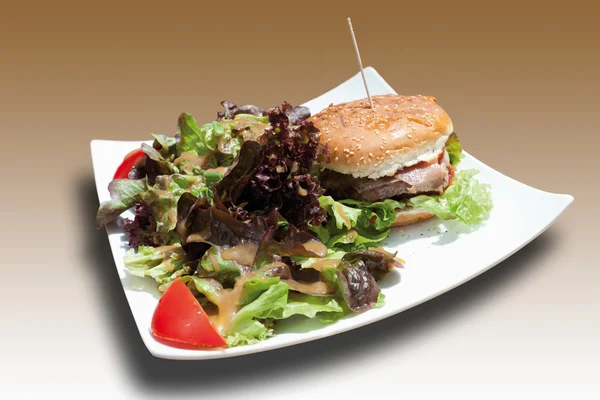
[153,245,181,272]
[209,263,286,335]
[302,239,328,258]
[221,242,258,267]
[173,151,211,174]
[301,258,341,272]
[207,257,341,335]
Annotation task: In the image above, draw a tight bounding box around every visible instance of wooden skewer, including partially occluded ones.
[347,17,374,109]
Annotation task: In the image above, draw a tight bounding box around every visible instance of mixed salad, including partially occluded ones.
[96,101,491,349]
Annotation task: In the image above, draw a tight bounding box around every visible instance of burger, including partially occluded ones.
[309,94,491,227]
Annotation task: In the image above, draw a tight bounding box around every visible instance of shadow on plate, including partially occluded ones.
[388,217,481,248]
[77,174,557,396]
[120,274,162,299]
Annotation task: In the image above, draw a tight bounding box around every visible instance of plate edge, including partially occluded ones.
[89,68,576,361]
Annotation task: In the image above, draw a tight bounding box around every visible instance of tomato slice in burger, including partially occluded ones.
[151,278,227,349]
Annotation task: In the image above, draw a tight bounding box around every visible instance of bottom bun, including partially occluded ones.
[391,207,435,227]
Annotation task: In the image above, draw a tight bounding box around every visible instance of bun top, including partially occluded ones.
[308,94,454,179]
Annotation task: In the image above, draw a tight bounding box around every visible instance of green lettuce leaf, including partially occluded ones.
[177,113,209,155]
[374,292,386,309]
[410,169,492,225]
[96,179,147,228]
[178,276,224,305]
[233,114,269,123]
[204,170,223,186]
[226,274,351,347]
[142,143,177,179]
[226,320,274,347]
[202,121,228,152]
[176,113,268,164]
[241,276,281,306]
[226,281,288,347]
[232,282,289,326]
[313,196,406,251]
[319,195,362,229]
[340,198,406,231]
[326,228,389,250]
[199,247,244,285]
[259,292,346,322]
[96,171,211,234]
[290,250,346,268]
[446,132,464,167]
[151,134,178,159]
[123,245,191,290]
[138,174,208,244]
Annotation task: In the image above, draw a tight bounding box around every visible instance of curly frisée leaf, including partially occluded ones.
[214,102,328,229]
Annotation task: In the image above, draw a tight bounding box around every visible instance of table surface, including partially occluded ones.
[1,2,598,399]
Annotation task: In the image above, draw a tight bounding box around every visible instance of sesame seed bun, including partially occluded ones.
[309,94,453,179]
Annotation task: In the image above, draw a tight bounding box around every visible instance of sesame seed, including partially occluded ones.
[385,150,390,154]
[369,152,374,158]
[356,144,361,150]
[359,156,364,161]
[334,147,338,151]
[349,151,355,155]
[334,156,339,161]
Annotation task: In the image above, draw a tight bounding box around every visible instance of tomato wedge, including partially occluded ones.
[151,278,227,348]
[113,148,146,180]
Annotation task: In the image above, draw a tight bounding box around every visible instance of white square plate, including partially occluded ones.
[91,67,573,360]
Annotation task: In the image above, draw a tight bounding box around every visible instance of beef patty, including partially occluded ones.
[320,151,451,202]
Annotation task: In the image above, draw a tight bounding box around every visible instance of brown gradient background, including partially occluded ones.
[1,1,598,398]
